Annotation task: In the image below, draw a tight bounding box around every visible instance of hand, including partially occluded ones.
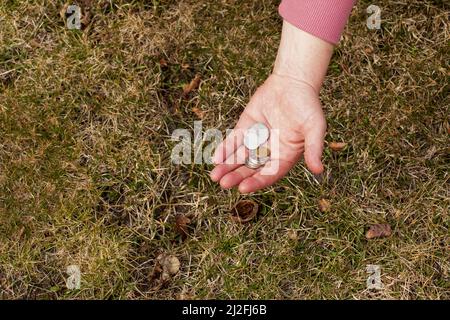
[210,73,326,193]
[210,20,334,193]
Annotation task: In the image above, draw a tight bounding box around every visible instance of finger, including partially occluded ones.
[209,145,247,182]
[238,159,294,193]
[212,129,243,164]
[303,119,326,175]
[212,113,255,164]
[219,165,256,189]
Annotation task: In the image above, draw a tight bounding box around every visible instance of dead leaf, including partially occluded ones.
[231,200,258,223]
[181,63,190,70]
[175,214,191,239]
[192,107,204,119]
[329,142,347,152]
[366,224,392,239]
[318,198,331,213]
[183,74,201,95]
[364,47,374,54]
[159,58,168,67]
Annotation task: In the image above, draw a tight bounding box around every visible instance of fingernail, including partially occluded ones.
[209,169,219,182]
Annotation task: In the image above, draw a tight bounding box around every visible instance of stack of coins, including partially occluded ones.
[244,123,270,169]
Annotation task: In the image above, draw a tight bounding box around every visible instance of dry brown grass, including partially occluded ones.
[0,0,448,299]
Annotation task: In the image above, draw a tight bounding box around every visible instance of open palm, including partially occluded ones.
[210,73,327,193]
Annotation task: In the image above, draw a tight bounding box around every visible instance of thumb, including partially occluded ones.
[303,118,326,174]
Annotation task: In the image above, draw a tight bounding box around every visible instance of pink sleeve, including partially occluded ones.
[279,0,356,45]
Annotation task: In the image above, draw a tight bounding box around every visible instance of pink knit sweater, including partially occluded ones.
[279,0,356,44]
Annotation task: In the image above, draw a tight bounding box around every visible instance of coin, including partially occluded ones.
[256,145,270,159]
[245,156,261,169]
[245,145,271,169]
[251,122,270,145]
[244,123,269,150]
[244,130,259,150]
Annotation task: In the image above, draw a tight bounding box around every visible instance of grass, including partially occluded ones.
[0,0,449,299]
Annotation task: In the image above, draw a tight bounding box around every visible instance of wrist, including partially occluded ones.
[273,20,334,92]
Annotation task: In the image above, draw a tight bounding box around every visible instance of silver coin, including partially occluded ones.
[245,156,269,169]
[244,130,259,150]
[245,157,262,169]
[251,122,270,145]
[244,123,269,150]
[245,145,271,169]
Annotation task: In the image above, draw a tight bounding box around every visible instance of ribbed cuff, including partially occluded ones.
[278,0,356,45]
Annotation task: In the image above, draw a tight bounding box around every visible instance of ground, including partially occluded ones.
[0,0,448,299]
